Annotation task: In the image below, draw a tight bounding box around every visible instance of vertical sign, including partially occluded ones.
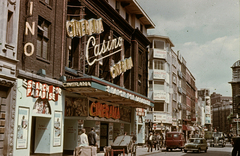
[16,107,29,149]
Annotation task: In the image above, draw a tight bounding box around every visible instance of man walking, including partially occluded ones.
[147,132,153,152]
[88,127,97,146]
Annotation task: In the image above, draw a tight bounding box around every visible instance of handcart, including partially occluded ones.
[107,135,136,156]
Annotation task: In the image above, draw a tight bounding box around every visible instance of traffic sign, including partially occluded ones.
[232,118,240,122]
[153,124,157,129]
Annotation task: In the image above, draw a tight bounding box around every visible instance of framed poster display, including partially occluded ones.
[53,111,62,146]
[16,107,29,149]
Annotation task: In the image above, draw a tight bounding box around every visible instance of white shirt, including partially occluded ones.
[79,133,89,146]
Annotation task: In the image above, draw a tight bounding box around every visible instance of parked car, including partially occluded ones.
[184,138,208,153]
[165,131,185,151]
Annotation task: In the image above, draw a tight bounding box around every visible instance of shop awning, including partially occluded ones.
[194,126,200,131]
[63,75,154,108]
[182,125,195,131]
[189,126,195,131]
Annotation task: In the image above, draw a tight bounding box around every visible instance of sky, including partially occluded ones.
[137,0,240,96]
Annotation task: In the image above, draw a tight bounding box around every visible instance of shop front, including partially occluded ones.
[146,113,172,139]
[13,79,64,156]
[63,76,153,153]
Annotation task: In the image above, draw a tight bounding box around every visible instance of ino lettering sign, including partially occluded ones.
[89,102,120,119]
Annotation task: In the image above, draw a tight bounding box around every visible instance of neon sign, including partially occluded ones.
[89,102,120,119]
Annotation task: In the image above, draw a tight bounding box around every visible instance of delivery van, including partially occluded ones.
[165,131,185,151]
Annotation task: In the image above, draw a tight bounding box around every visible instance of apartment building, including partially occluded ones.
[146,35,174,135]
[0,0,20,155]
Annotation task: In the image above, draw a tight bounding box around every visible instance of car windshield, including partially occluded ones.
[213,133,222,137]
[189,139,200,143]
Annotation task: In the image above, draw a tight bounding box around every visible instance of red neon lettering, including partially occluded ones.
[26,80,32,97]
[90,102,96,116]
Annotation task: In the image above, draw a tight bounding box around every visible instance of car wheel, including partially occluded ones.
[184,150,187,153]
[205,148,207,153]
[197,148,200,153]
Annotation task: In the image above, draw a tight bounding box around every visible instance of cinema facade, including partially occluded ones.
[12,0,154,155]
[62,0,155,154]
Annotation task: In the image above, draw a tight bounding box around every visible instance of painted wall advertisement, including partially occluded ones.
[53,111,62,146]
[16,107,29,149]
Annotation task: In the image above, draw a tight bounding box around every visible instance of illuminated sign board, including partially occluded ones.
[24,1,35,56]
[23,79,61,101]
[89,102,120,119]
[110,57,133,78]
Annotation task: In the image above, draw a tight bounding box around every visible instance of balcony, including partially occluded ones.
[178,87,182,94]
[153,70,166,80]
[153,91,166,101]
[178,70,182,79]
[153,49,167,59]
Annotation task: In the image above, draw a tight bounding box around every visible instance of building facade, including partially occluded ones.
[229,60,240,135]
[0,0,20,155]
[62,0,155,154]
[13,0,155,155]
[211,92,232,133]
[146,35,174,136]
[15,0,65,155]
[198,89,212,132]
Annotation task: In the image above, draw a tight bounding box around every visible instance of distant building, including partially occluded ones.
[211,92,232,133]
[198,89,212,131]
[229,60,240,135]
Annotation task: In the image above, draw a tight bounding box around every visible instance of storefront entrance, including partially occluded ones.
[100,123,108,151]
[30,117,51,155]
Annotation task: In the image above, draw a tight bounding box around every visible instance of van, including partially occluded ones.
[165,131,185,151]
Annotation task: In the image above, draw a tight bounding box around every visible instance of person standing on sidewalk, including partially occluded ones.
[88,127,97,146]
[147,132,153,152]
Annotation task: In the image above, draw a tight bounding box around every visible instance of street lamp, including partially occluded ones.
[237,114,239,135]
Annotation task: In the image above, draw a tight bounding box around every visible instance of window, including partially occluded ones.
[6,11,13,44]
[149,81,152,90]
[154,40,164,49]
[138,52,142,67]
[149,61,153,69]
[140,24,143,32]
[126,12,129,22]
[37,16,50,60]
[115,1,120,13]
[154,81,164,90]
[40,0,52,6]
[154,60,164,70]
[154,102,164,111]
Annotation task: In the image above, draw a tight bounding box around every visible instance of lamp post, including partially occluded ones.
[237,114,239,135]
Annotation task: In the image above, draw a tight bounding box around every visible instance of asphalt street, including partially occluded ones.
[135,143,233,156]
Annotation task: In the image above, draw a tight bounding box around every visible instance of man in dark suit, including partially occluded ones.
[88,127,97,146]
[232,136,240,156]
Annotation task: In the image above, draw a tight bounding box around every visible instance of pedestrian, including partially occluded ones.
[147,132,153,152]
[156,132,161,151]
[78,129,89,146]
[153,132,158,150]
[88,127,97,146]
[232,136,240,156]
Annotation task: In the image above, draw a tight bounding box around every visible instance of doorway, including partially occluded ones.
[100,123,108,151]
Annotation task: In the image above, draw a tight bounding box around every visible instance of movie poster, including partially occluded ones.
[53,111,62,146]
[16,107,29,149]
